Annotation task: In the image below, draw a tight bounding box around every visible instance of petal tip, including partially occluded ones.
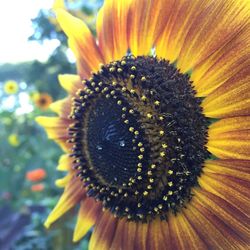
[44,218,52,229]
[72,232,81,243]
[49,99,64,113]
[35,116,48,126]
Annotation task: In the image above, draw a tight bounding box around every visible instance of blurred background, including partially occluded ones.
[0,0,103,249]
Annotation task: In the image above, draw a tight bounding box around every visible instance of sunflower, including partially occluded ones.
[3,80,19,95]
[34,93,53,111]
[36,0,250,249]
[8,134,20,147]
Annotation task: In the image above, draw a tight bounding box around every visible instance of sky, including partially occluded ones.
[0,0,60,64]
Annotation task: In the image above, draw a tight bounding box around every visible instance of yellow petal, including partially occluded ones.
[177,0,249,73]
[68,38,92,79]
[156,0,198,63]
[57,154,72,171]
[36,117,71,153]
[36,116,68,141]
[49,98,71,118]
[147,219,171,250]
[194,184,249,244]
[109,218,126,249]
[208,118,250,159]
[200,171,249,215]
[128,0,169,56]
[156,0,249,97]
[168,212,206,249]
[202,72,250,118]
[89,211,118,250]
[96,0,131,63]
[52,0,65,10]
[192,25,250,97]
[73,198,102,242]
[35,116,64,128]
[44,177,85,228]
[184,191,248,248]
[120,220,137,249]
[207,116,250,135]
[55,9,103,78]
[55,173,72,188]
[58,74,81,94]
[134,222,149,249]
[204,159,250,182]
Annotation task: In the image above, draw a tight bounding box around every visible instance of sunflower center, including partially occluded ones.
[87,97,142,186]
[68,56,209,221]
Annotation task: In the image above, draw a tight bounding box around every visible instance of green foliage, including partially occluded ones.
[0,62,33,83]
[29,10,67,44]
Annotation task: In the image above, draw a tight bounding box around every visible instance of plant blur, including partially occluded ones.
[0,1,103,249]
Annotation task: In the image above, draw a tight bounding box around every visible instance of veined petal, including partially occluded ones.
[202,70,250,118]
[96,0,131,63]
[89,211,118,250]
[156,0,208,63]
[147,219,171,250]
[36,116,70,152]
[73,197,102,242]
[109,218,127,249]
[55,139,71,153]
[128,0,169,56]
[134,222,149,250]
[55,173,72,188]
[193,188,250,245]
[168,213,207,250]
[200,170,249,215]
[39,127,67,139]
[55,9,103,78]
[121,220,137,249]
[68,38,92,78]
[58,74,82,94]
[208,117,250,159]
[192,25,250,96]
[35,116,70,128]
[177,0,249,72]
[44,176,85,228]
[111,219,168,250]
[206,116,250,134]
[49,97,71,118]
[184,191,248,249]
[160,220,172,250]
[57,154,72,171]
[204,159,250,182]
[208,132,250,159]
[156,0,249,96]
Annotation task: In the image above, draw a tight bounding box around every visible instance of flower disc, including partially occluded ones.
[68,56,209,221]
[87,96,143,186]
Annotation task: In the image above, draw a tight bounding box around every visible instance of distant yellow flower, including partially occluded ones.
[34,93,53,111]
[8,134,20,147]
[30,92,40,101]
[4,80,19,94]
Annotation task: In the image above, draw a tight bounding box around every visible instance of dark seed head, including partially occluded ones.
[68,56,209,221]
